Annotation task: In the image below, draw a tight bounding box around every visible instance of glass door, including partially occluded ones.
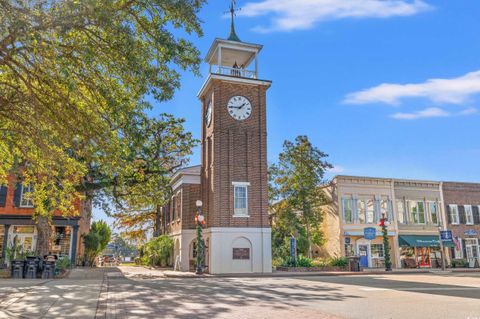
[465,239,479,268]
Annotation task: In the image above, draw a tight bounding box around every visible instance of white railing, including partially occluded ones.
[213,66,257,79]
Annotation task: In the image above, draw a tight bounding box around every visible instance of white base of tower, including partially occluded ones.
[171,227,272,274]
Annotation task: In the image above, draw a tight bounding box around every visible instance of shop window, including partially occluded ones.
[371,244,384,258]
[344,244,355,257]
[397,200,406,224]
[20,184,34,207]
[449,205,460,225]
[428,202,439,225]
[342,198,353,224]
[465,205,474,225]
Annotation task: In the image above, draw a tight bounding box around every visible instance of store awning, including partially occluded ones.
[399,235,454,248]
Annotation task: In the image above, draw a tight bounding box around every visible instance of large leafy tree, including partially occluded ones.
[270,135,332,258]
[0,0,204,255]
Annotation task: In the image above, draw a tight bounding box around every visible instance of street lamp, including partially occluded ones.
[438,226,446,271]
[195,200,205,275]
[379,213,392,271]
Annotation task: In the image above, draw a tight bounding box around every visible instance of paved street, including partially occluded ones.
[1,267,479,319]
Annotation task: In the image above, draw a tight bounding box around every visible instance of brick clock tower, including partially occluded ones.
[197,12,272,273]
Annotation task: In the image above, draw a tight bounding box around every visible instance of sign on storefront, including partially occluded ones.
[464,229,478,236]
[440,230,453,241]
[364,227,376,240]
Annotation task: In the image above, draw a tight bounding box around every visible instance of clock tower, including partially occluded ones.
[197,4,272,273]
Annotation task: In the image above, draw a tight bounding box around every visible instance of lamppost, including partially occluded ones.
[438,226,446,271]
[379,213,392,271]
[195,200,205,275]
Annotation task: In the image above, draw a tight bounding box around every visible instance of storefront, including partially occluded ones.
[1,215,80,265]
[344,232,396,268]
[399,235,453,268]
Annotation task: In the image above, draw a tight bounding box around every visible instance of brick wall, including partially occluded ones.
[200,78,270,229]
[442,182,480,239]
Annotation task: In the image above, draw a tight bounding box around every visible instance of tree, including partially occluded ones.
[0,0,205,254]
[83,220,112,266]
[270,135,332,258]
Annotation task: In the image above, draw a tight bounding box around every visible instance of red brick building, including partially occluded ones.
[159,23,272,274]
[442,182,480,267]
[0,175,90,266]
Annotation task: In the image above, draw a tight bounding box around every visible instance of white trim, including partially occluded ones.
[465,205,474,225]
[232,181,250,186]
[19,184,34,208]
[449,204,460,225]
[198,74,271,98]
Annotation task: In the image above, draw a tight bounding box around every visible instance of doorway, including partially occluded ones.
[465,239,479,268]
[416,247,431,267]
[358,244,369,268]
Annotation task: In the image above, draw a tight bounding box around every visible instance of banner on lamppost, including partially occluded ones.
[440,230,453,241]
[290,236,297,261]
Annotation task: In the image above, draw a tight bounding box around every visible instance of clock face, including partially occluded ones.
[205,100,212,127]
[227,96,252,121]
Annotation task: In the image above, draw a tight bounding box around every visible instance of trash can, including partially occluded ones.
[11,260,25,279]
[42,261,56,279]
[348,256,360,272]
[25,258,38,279]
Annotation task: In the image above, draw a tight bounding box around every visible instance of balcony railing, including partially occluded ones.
[212,66,257,79]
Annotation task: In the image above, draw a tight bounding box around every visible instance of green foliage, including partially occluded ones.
[270,135,332,258]
[281,256,313,268]
[0,0,204,250]
[140,235,174,267]
[56,257,71,271]
[451,259,469,268]
[329,257,348,267]
[83,220,112,266]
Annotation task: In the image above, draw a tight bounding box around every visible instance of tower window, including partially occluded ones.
[233,182,250,217]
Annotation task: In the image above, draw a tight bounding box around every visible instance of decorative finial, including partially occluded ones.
[227,0,241,42]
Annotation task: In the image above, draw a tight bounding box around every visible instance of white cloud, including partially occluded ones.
[240,0,432,32]
[391,107,477,120]
[345,70,480,105]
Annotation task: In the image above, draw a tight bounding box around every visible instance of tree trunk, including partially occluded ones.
[35,215,51,257]
[79,192,93,265]
[153,204,162,237]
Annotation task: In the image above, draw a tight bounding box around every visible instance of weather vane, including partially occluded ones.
[226,0,241,42]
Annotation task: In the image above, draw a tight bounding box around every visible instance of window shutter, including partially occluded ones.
[352,196,358,223]
[473,206,480,225]
[387,200,394,222]
[458,205,466,224]
[446,205,452,224]
[13,183,22,207]
[0,186,7,207]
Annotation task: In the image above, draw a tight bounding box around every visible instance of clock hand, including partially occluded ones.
[229,103,246,109]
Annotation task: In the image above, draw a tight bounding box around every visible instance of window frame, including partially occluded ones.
[465,205,474,225]
[449,204,460,225]
[20,184,34,208]
[342,197,353,224]
[408,200,426,225]
[232,182,249,217]
[427,201,439,225]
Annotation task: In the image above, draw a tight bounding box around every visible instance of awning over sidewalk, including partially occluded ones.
[399,235,454,248]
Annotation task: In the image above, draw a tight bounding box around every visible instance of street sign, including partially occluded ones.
[364,227,376,240]
[440,230,453,241]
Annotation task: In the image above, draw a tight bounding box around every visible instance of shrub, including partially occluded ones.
[56,257,71,271]
[329,257,348,267]
[451,259,469,268]
[83,221,112,266]
[312,257,329,268]
[141,235,174,267]
[281,255,313,268]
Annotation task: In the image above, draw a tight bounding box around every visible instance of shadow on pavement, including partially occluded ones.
[102,267,359,319]
[299,275,480,300]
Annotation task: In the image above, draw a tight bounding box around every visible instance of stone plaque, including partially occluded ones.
[232,248,250,260]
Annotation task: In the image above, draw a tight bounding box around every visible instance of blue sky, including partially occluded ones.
[93,0,480,223]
